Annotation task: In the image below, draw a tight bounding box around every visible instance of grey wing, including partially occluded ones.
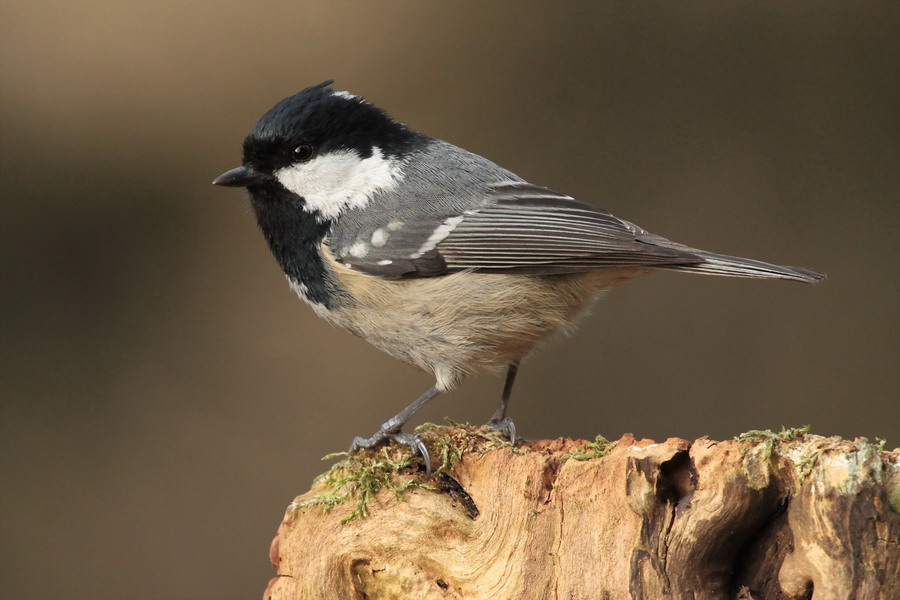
[331,182,703,278]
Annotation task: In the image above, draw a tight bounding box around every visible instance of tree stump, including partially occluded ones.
[264,426,899,599]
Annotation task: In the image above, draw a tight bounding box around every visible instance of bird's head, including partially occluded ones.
[213,81,424,220]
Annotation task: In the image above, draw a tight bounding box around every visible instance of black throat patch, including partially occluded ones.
[247,181,340,308]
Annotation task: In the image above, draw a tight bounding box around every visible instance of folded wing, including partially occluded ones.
[332,182,701,278]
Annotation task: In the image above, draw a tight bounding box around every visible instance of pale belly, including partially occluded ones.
[307,265,648,391]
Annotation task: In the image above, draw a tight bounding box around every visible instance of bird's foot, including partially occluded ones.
[485,417,516,445]
[350,429,432,474]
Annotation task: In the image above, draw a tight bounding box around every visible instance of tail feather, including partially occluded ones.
[667,251,826,284]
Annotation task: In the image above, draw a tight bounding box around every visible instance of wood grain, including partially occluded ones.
[263,429,899,599]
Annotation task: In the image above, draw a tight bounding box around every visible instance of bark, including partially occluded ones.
[264,428,899,600]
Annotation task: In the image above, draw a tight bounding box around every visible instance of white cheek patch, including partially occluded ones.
[274,148,403,221]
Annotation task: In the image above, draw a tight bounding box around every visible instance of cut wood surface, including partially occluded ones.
[264,427,899,600]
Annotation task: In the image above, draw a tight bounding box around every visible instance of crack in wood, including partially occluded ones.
[437,472,479,519]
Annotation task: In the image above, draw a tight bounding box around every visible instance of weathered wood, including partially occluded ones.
[264,428,899,600]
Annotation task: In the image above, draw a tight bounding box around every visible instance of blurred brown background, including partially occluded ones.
[1,1,898,598]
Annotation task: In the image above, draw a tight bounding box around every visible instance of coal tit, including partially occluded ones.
[214,81,825,468]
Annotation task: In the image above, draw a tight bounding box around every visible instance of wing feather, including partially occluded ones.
[333,182,701,277]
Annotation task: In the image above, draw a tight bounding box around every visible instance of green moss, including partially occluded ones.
[291,445,432,522]
[561,435,616,461]
[292,423,509,522]
[414,421,508,474]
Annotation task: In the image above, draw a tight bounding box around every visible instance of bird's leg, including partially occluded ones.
[486,361,519,444]
[349,385,440,472]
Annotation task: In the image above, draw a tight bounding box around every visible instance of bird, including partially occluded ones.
[213,80,825,468]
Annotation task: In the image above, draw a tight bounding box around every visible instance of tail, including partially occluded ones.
[666,250,826,283]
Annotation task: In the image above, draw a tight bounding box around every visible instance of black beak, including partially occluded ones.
[212,165,263,187]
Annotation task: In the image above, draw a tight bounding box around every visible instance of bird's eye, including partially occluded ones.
[293,144,315,162]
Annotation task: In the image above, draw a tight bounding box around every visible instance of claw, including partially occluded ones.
[349,430,433,475]
[396,433,431,474]
[486,417,516,445]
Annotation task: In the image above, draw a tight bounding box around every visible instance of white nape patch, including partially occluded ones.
[347,241,369,258]
[286,277,330,317]
[333,90,361,101]
[275,147,403,221]
[411,215,464,258]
